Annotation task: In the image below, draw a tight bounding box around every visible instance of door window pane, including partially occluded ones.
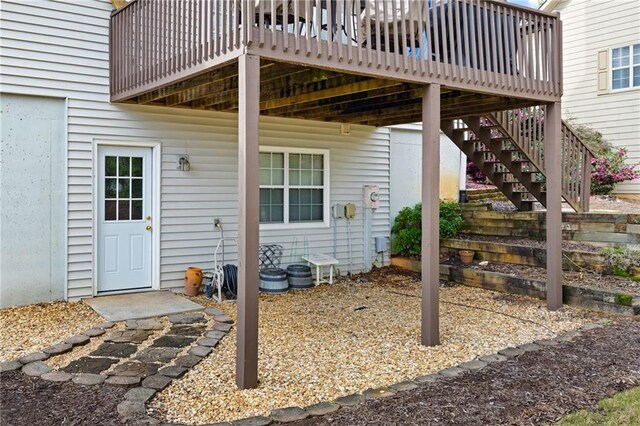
[131,200,143,220]
[105,178,117,198]
[105,156,117,176]
[132,179,143,198]
[118,200,130,220]
[131,157,143,177]
[119,157,130,177]
[118,178,130,198]
[105,200,117,221]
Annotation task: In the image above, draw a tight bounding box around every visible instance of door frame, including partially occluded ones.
[92,139,161,296]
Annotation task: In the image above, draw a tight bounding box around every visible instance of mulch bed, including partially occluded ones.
[293,318,640,426]
[456,233,603,253]
[0,371,128,426]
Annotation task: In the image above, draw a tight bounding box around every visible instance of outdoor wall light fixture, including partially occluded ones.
[177,155,191,171]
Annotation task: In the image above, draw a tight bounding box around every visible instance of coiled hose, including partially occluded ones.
[222,264,238,297]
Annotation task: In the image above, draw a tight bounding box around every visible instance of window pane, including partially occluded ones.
[105,156,117,176]
[312,171,323,185]
[613,68,630,89]
[118,178,130,198]
[311,205,323,221]
[271,188,284,204]
[260,206,270,222]
[260,188,270,204]
[299,189,312,204]
[119,157,130,177]
[271,206,284,222]
[131,157,143,177]
[105,178,117,198]
[105,200,117,221]
[289,153,300,169]
[313,154,323,170]
[612,46,629,68]
[132,179,143,198]
[272,168,284,185]
[272,153,284,168]
[311,189,323,204]
[289,188,299,204]
[289,170,300,185]
[259,153,271,168]
[289,206,300,222]
[300,154,312,169]
[634,66,640,87]
[300,170,312,185]
[260,169,271,185]
[118,200,130,220]
[260,189,284,223]
[299,205,311,221]
[131,200,143,220]
[634,44,640,65]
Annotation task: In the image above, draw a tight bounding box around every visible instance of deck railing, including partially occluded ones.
[110,0,562,102]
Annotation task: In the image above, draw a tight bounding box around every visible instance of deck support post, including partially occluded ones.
[545,101,563,310]
[421,83,441,346]
[236,53,260,389]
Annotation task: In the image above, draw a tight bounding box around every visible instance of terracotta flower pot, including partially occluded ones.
[184,267,203,296]
[459,250,475,265]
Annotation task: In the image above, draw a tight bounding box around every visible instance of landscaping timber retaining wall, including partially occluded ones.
[440,239,606,272]
[389,258,639,316]
[461,207,640,246]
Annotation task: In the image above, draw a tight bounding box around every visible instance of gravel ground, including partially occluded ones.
[150,268,594,424]
[590,195,640,213]
[0,301,104,362]
[478,262,640,295]
[456,234,602,253]
[0,370,128,426]
[291,317,640,426]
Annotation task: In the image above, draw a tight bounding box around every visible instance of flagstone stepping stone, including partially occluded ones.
[519,343,542,352]
[233,416,272,426]
[498,347,525,358]
[197,338,219,348]
[117,400,146,417]
[108,361,161,378]
[556,331,582,342]
[213,314,234,324]
[82,328,105,337]
[158,365,188,379]
[0,360,23,372]
[204,307,224,316]
[167,325,206,336]
[151,335,196,348]
[18,352,49,364]
[105,330,153,344]
[188,345,212,357]
[72,373,106,385]
[534,339,560,347]
[125,386,157,403]
[458,359,487,371]
[66,334,91,346]
[105,375,141,386]
[135,347,181,363]
[305,401,340,416]
[63,357,119,374]
[93,321,115,329]
[389,381,419,392]
[363,387,396,399]
[22,361,52,377]
[142,374,172,390]
[438,367,466,378]
[42,342,73,355]
[91,342,137,358]
[334,394,364,407]
[174,355,202,368]
[414,374,440,383]
[213,322,232,332]
[205,330,226,339]
[478,353,508,363]
[126,319,164,330]
[168,313,205,324]
[270,407,309,423]
[41,371,73,382]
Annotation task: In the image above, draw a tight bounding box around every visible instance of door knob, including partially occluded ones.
[146,225,152,231]
[146,215,152,221]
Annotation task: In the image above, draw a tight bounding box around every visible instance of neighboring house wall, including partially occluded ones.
[0,0,390,302]
[0,94,66,308]
[543,0,640,196]
[390,124,463,223]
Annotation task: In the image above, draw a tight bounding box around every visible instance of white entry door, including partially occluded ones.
[97,146,153,292]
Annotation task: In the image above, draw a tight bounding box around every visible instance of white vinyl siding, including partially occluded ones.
[545,0,640,194]
[0,0,391,299]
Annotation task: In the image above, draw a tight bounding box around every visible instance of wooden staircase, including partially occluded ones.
[442,107,594,212]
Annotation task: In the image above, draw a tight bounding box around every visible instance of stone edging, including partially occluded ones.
[159,322,606,426]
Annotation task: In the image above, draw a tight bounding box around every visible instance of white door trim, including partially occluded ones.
[92,139,161,296]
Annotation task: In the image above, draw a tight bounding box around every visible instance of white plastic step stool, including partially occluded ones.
[301,254,339,285]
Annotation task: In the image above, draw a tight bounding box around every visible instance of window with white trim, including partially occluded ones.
[611,44,640,90]
[259,148,329,227]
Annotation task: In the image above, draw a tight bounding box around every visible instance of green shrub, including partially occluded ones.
[600,247,640,276]
[615,292,633,306]
[391,201,463,257]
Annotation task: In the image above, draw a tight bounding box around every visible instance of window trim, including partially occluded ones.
[610,44,640,92]
[259,146,330,230]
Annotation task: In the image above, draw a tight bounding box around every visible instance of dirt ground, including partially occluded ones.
[292,317,640,426]
[456,234,602,253]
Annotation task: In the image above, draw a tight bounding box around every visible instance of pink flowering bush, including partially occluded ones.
[466,161,487,183]
[591,148,640,195]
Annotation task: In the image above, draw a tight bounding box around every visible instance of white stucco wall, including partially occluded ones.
[0,94,66,308]
[389,124,464,223]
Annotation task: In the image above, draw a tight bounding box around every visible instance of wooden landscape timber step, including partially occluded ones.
[466,188,509,203]
[460,210,640,246]
[440,239,606,273]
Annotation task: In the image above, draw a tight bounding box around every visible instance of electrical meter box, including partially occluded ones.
[344,203,356,219]
[364,185,380,209]
[332,204,345,219]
